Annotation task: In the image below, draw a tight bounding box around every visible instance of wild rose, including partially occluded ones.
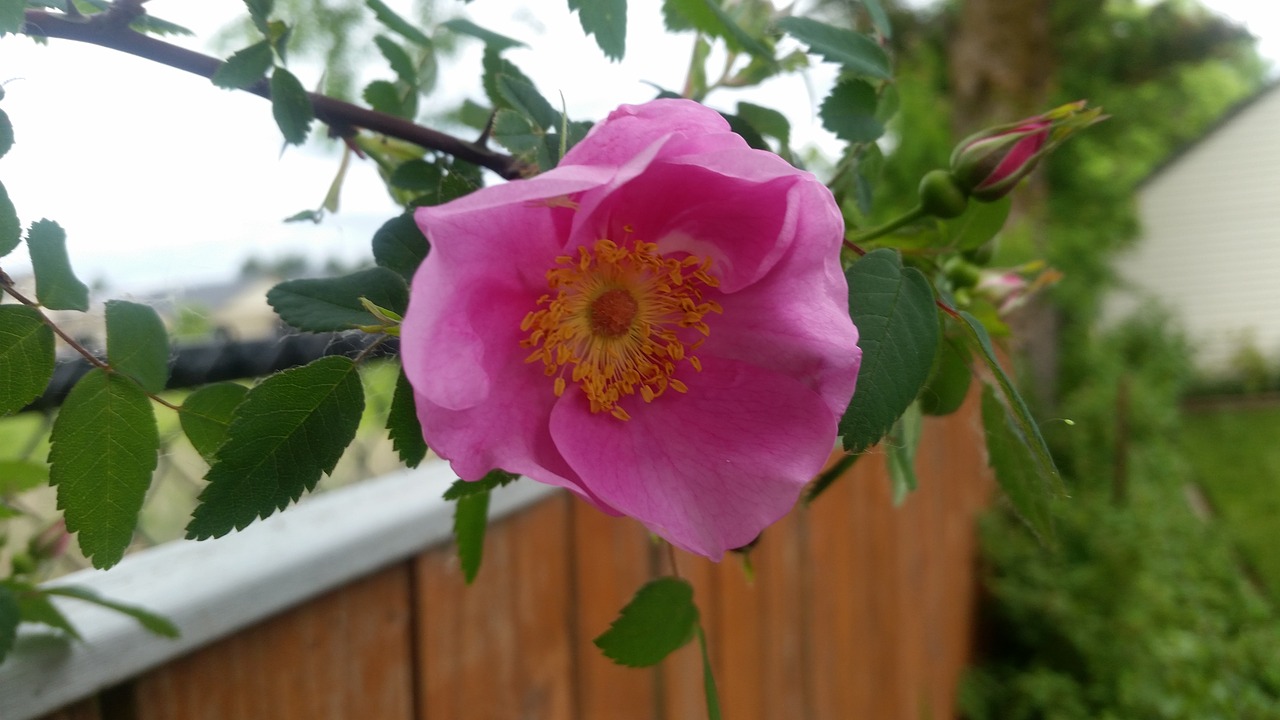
[950,100,1104,202]
[401,99,861,559]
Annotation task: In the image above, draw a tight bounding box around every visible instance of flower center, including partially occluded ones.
[520,238,722,421]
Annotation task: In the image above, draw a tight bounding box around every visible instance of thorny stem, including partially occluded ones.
[20,8,531,180]
[0,271,181,412]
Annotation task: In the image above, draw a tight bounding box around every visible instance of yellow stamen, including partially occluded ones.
[519,238,722,419]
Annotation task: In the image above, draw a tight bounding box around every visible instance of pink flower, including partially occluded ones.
[401,99,861,559]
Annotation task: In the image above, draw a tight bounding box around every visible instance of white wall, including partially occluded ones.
[1107,85,1280,375]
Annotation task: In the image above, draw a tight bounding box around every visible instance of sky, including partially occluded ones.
[0,0,1275,294]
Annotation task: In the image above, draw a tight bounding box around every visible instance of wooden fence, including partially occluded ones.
[32,395,992,720]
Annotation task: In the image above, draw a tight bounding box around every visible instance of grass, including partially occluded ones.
[1180,403,1280,598]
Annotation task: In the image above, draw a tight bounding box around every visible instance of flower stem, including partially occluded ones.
[846,204,928,245]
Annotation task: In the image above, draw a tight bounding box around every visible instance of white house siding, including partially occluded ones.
[1106,84,1280,375]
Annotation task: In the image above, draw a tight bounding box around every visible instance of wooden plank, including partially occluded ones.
[130,563,415,720]
[569,499,660,720]
[754,509,810,720]
[415,494,576,720]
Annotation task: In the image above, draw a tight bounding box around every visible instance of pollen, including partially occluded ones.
[519,238,722,419]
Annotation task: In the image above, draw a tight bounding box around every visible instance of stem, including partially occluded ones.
[20,9,530,180]
[846,204,928,244]
[665,542,683,580]
[1,275,181,411]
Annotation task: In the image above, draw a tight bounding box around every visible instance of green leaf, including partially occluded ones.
[919,335,972,416]
[698,624,722,720]
[980,385,1056,541]
[0,460,49,495]
[959,310,1064,537]
[721,112,769,151]
[244,0,274,36]
[0,108,13,160]
[374,35,417,87]
[0,0,24,36]
[12,585,80,639]
[270,66,313,145]
[211,40,274,90]
[662,0,771,58]
[366,0,433,48]
[44,585,179,638]
[363,79,415,119]
[179,382,249,462]
[453,489,489,583]
[839,249,940,453]
[267,267,409,332]
[885,401,922,504]
[186,356,365,539]
[736,101,790,145]
[0,584,18,663]
[594,577,699,667]
[387,369,427,468]
[940,195,1012,251]
[283,209,323,224]
[481,49,536,112]
[49,369,159,569]
[497,75,560,130]
[568,0,627,61]
[27,219,89,311]
[389,159,443,192]
[0,180,18,258]
[859,0,892,38]
[820,79,884,143]
[442,469,518,501]
[372,213,429,282]
[105,300,169,393]
[440,18,525,51]
[777,17,890,79]
[0,305,55,416]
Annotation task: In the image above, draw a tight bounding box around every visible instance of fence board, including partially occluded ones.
[128,563,414,720]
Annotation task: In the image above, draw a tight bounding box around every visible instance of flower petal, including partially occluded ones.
[549,356,839,559]
[561,99,741,168]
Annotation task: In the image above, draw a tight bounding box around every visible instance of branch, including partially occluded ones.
[20,9,530,180]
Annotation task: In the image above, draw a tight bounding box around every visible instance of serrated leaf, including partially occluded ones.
[0,305,55,416]
[595,577,699,667]
[267,267,409,333]
[919,335,972,416]
[736,101,789,145]
[374,35,417,87]
[212,40,274,90]
[0,180,18,257]
[270,66,313,145]
[362,79,415,119]
[387,369,427,468]
[958,311,1064,534]
[44,586,178,638]
[663,0,770,58]
[0,460,49,495]
[568,0,627,61]
[777,17,890,79]
[0,1,24,36]
[367,0,433,48]
[820,79,884,143]
[481,49,536,112]
[49,370,159,568]
[442,469,518,501]
[859,0,892,38]
[721,112,769,150]
[105,300,169,394]
[0,584,18,663]
[885,401,922,504]
[981,385,1055,541]
[497,75,560,130]
[0,108,13,160]
[27,219,89,312]
[245,0,274,36]
[940,195,1012,251]
[839,249,940,453]
[180,382,249,462]
[186,356,365,539]
[372,213,429,282]
[390,159,443,192]
[440,18,525,50]
[453,489,489,583]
